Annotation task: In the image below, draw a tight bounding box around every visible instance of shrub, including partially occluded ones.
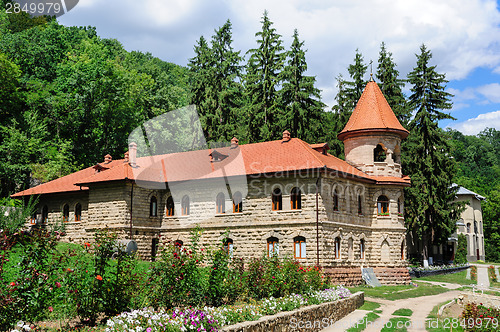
[461,302,500,332]
[455,234,468,264]
[150,227,206,308]
[471,265,477,281]
[488,265,497,282]
[65,229,139,323]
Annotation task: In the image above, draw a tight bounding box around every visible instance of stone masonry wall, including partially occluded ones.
[222,292,364,332]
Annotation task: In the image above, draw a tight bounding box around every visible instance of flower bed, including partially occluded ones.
[101,286,352,332]
[409,263,470,278]
[488,265,497,283]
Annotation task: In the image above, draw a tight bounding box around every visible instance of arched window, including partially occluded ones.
[150,196,158,217]
[233,191,242,213]
[294,236,306,259]
[267,237,279,257]
[374,144,386,162]
[272,188,282,211]
[181,195,190,215]
[377,195,389,215]
[360,239,365,260]
[30,210,37,224]
[333,188,339,211]
[63,204,69,222]
[401,241,405,260]
[166,196,175,216]
[42,205,48,224]
[290,187,301,210]
[334,237,341,259]
[467,223,471,233]
[397,198,403,216]
[348,238,354,260]
[216,192,225,214]
[357,195,363,215]
[75,203,82,222]
[224,238,234,257]
[474,221,478,234]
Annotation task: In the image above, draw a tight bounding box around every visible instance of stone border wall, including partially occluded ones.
[222,291,364,332]
[409,265,469,278]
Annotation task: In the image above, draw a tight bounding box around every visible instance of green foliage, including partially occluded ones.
[455,234,468,264]
[150,228,206,308]
[65,230,138,323]
[488,265,497,282]
[404,44,462,262]
[280,29,326,143]
[461,302,500,332]
[376,42,410,126]
[244,11,286,142]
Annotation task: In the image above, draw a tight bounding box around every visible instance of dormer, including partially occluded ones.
[310,143,329,155]
[337,80,408,177]
[210,150,228,162]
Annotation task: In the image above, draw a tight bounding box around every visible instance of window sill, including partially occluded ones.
[274,209,302,213]
[64,221,81,225]
[215,212,250,217]
[164,215,190,219]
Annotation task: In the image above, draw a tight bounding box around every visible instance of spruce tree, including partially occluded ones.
[376,42,410,125]
[404,44,462,266]
[330,51,367,158]
[280,29,325,143]
[244,11,286,142]
[188,21,243,143]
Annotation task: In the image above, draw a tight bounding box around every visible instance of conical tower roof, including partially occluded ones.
[337,80,409,141]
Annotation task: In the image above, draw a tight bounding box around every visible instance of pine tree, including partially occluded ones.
[244,11,286,142]
[280,29,325,143]
[330,51,367,158]
[376,42,410,125]
[404,44,462,266]
[188,21,243,143]
[208,20,243,142]
[188,36,212,140]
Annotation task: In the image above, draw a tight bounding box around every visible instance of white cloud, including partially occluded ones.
[450,110,500,135]
[476,83,500,103]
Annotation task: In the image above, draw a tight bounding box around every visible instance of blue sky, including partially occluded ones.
[58,0,500,136]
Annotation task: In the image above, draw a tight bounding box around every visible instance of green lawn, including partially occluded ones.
[359,301,381,311]
[416,270,473,285]
[349,283,449,301]
[392,308,413,317]
[426,300,465,332]
[380,317,411,332]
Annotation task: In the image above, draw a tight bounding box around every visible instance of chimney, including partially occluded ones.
[231,137,239,148]
[104,154,112,163]
[282,130,291,142]
[124,151,129,163]
[129,142,137,166]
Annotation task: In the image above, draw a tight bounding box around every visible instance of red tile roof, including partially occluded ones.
[338,81,409,140]
[12,137,410,198]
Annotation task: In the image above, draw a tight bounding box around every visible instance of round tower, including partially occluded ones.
[337,80,409,177]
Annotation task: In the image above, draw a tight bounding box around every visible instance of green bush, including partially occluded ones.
[150,228,206,308]
[455,234,468,264]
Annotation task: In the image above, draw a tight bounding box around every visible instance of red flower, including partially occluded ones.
[55,282,61,288]
[84,242,91,248]
[48,306,53,312]
[9,282,15,287]
[96,275,103,281]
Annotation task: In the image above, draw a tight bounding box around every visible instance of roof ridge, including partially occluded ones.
[296,138,325,168]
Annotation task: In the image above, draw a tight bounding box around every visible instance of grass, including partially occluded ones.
[380,317,411,332]
[359,301,381,311]
[392,308,413,316]
[416,269,473,285]
[426,299,465,332]
[349,283,449,301]
[346,312,380,332]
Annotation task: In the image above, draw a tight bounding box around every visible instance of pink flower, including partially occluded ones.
[55,282,61,288]
[48,306,53,312]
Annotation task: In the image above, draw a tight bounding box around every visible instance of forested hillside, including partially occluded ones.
[0,10,191,198]
[0,9,499,262]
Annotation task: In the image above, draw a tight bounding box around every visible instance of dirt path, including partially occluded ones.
[321,288,462,332]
